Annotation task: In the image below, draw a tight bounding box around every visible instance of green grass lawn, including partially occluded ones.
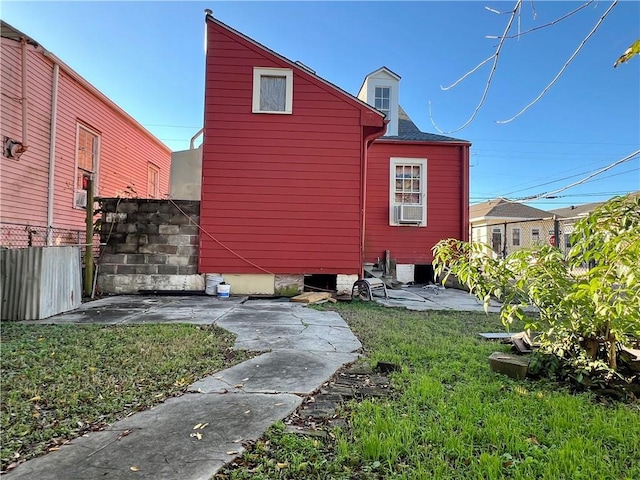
[219,302,640,480]
[0,322,249,472]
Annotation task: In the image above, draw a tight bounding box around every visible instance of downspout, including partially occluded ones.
[461,145,470,241]
[360,121,388,278]
[46,63,60,245]
[16,38,30,155]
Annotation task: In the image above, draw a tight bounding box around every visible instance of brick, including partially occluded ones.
[177,246,197,257]
[168,235,193,246]
[135,264,158,275]
[148,254,168,264]
[159,225,180,235]
[117,265,138,274]
[126,254,146,265]
[167,256,189,266]
[138,202,162,214]
[98,264,117,274]
[179,225,199,235]
[115,202,138,214]
[100,253,127,265]
[178,265,198,275]
[116,243,137,254]
[147,235,169,245]
[158,265,179,274]
[136,223,159,235]
[188,255,198,265]
[190,235,199,245]
[138,244,157,254]
[168,213,193,225]
[156,244,177,254]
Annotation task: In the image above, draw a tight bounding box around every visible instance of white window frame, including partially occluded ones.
[512,227,521,246]
[147,162,160,198]
[374,86,391,118]
[73,123,100,209]
[531,228,540,243]
[389,158,427,227]
[252,67,293,114]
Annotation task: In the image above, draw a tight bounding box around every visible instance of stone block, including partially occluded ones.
[177,246,197,257]
[116,243,137,254]
[178,265,198,275]
[126,254,146,265]
[116,202,138,214]
[147,235,169,245]
[168,235,193,246]
[135,264,158,275]
[138,202,162,214]
[100,253,127,265]
[148,253,168,264]
[179,225,199,235]
[98,264,117,274]
[159,225,180,235]
[116,265,138,274]
[168,213,192,225]
[167,256,189,266]
[488,352,530,380]
[174,201,200,215]
[105,212,128,223]
[136,223,159,235]
[190,235,199,245]
[156,244,178,254]
[336,274,358,295]
[158,265,179,275]
[138,244,157,254]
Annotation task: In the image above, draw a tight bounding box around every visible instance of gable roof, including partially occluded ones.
[207,14,385,122]
[548,192,639,219]
[363,66,402,80]
[470,198,555,221]
[379,105,469,143]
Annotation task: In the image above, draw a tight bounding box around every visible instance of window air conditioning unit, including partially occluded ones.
[398,204,423,224]
[75,190,87,208]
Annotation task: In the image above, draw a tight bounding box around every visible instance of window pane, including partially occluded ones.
[260,76,286,111]
[382,99,389,110]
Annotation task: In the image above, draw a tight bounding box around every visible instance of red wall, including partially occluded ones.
[199,19,381,275]
[0,37,171,231]
[364,141,468,264]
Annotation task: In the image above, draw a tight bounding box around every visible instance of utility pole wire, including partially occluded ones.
[430,0,522,134]
[487,1,593,40]
[517,149,640,201]
[496,0,618,124]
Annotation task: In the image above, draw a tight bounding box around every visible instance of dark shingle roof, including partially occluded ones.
[470,198,555,221]
[380,106,469,143]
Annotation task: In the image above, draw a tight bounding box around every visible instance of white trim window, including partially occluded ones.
[374,86,391,118]
[147,162,160,198]
[512,227,521,246]
[531,228,540,244]
[389,158,427,226]
[74,124,99,209]
[252,67,293,114]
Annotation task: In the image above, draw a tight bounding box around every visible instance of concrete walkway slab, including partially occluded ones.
[5,392,301,480]
[189,350,358,395]
[375,286,503,313]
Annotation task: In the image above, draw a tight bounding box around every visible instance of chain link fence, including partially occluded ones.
[0,222,100,259]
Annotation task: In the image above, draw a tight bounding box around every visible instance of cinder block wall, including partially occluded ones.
[97,198,203,294]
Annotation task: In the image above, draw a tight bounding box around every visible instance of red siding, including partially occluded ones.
[364,141,468,264]
[0,37,171,231]
[199,19,382,275]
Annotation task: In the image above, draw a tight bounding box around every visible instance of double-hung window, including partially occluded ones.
[252,67,293,114]
[531,228,540,243]
[75,125,99,208]
[512,227,521,246]
[389,158,427,226]
[374,86,391,118]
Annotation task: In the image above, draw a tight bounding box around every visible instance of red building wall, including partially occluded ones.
[364,141,469,264]
[199,18,383,275]
[0,36,171,231]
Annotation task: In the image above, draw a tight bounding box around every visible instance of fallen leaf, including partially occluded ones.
[276,462,289,469]
[193,423,203,430]
[30,396,41,402]
[48,447,60,452]
[274,403,284,406]
[130,466,140,472]
[234,384,244,389]
[195,432,202,440]
[117,429,133,440]
[32,412,40,418]
[244,410,251,414]
[242,378,249,382]
[233,439,242,443]
[199,423,209,429]
[226,450,238,455]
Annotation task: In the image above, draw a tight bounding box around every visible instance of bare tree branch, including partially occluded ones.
[430,0,522,134]
[486,1,593,40]
[497,0,618,124]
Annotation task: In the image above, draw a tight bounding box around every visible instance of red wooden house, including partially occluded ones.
[200,14,470,294]
[0,21,171,248]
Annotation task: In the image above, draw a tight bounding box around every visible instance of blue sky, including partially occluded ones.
[2,1,638,209]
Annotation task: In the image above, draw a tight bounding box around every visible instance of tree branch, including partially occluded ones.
[430,0,522,134]
[486,1,593,40]
[497,0,618,124]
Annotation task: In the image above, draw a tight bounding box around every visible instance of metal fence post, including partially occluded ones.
[553,217,560,250]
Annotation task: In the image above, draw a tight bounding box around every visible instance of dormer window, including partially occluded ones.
[374,86,391,118]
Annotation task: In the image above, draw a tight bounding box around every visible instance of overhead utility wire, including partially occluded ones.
[516,149,640,201]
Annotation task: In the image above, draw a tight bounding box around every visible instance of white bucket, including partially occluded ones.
[217,283,231,298]
[205,274,223,295]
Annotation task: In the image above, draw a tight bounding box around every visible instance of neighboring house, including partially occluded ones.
[470,198,557,257]
[0,21,171,248]
[197,13,470,294]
